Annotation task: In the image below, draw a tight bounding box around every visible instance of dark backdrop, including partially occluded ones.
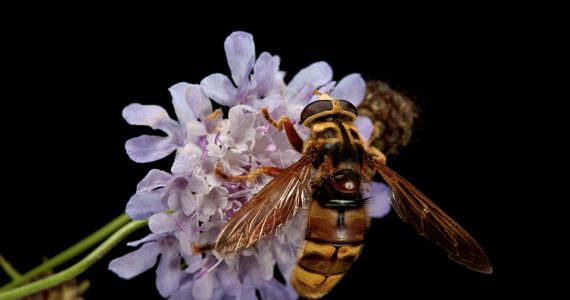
[1,11,545,299]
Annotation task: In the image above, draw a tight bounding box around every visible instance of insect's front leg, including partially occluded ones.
[366,144,387,168]
[215,165,283,182]
[260,107,304,153]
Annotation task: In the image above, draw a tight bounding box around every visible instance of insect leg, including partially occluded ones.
[260,107,303,153]
[215,165,283,182]
[365,144,387,167]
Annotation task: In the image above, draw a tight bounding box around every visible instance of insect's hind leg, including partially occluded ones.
[215,165,283,182]
[260,107,304,153]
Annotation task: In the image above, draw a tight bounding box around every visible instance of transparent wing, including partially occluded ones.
[376,163,493,274]
[214,155,315,256]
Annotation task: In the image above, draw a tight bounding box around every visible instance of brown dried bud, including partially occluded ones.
[358,81,418,155]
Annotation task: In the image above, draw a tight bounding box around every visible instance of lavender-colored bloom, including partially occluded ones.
[111,31,391,300]
[123,83,212,163]
[201,31,283,111]
[109,233,182,297]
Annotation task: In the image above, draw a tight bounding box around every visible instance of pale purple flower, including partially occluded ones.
[201,31,283,111]
[123,83,213,163]
[111,30,391,300]
[125,169,208,220]
[109,233,183,297]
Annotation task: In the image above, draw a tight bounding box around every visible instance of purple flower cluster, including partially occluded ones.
[109,31,390,299]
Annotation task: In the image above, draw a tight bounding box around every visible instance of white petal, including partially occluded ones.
[253,52,275,96]
[182,253,202,273]
[288,61,333,94]
[149,212,175,233]
[156,240,180,297]
[368,182,392,218]
[126,189,167,220]
[125,135,178,163]
[171,143,202,175]
[181,190,196,216]
[108,242,160,279]
[224,31,255,86]
[258,279,293,300]
[170,82,196,125]
[330,73,366,106]
[201,73,238,106]
[178,215,199,255]
[192,271,215,300]
[127,233,164,247]
[237,276,256,300]
[170,82,213,124]
[186,120,207,136]
[317,81,336,94]
[251,94,282,112]
[136,169,172,193]
[188,175,209,194]
[122,103,170,128]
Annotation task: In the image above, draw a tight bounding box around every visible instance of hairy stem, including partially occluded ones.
[0,213,131,292]
[0,219,147,300]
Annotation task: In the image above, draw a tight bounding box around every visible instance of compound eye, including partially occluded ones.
[339,100,358,117]
[331,170,360,193]
[300,100,333,123]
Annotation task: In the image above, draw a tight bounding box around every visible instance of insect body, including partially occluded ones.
[195,92,492,299]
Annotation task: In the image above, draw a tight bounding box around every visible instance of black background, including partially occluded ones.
[1,9,552,299]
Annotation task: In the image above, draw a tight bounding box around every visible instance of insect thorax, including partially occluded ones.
[307,119,367,170]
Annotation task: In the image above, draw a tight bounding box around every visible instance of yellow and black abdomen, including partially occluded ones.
[291,200,369,299]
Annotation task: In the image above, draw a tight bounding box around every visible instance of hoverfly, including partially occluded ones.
[195,92,492,299]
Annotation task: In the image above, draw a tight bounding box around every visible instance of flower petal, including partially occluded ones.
[253,52,275,96]
[156,239,180,297]
[182,252,202,273]
[109,242,160,279]
[201,73,238,106]
[251,94,282,112]
[149,212,175,234]
[237,275,256,300]
[171,82,213,124]
[126,188,167,220]
[125,135,178,163]
[288,61,333,94]
[197,186,228,218]
[180,189,196,216]
[171,143,202,175]
[136,169,172,193]
[354,116,373,141]
[192,271,215,300]
[216,264,240,295]
[188,175,209,194]
[170,82,196,125]
[368,182,392,218]
[330,73,366,106]
[178,215,199,255]
[122,104,170,128]
[258,278,293,300]
[225,31,255,86]
[127,233,165,247]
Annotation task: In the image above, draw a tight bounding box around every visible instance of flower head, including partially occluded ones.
[110,31,390,299]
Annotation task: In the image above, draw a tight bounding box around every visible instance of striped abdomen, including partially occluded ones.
[291,200,369,299]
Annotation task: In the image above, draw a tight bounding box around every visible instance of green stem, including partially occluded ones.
[0,219,147,300]
[0,213,131,292]
[0,256,21,280]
